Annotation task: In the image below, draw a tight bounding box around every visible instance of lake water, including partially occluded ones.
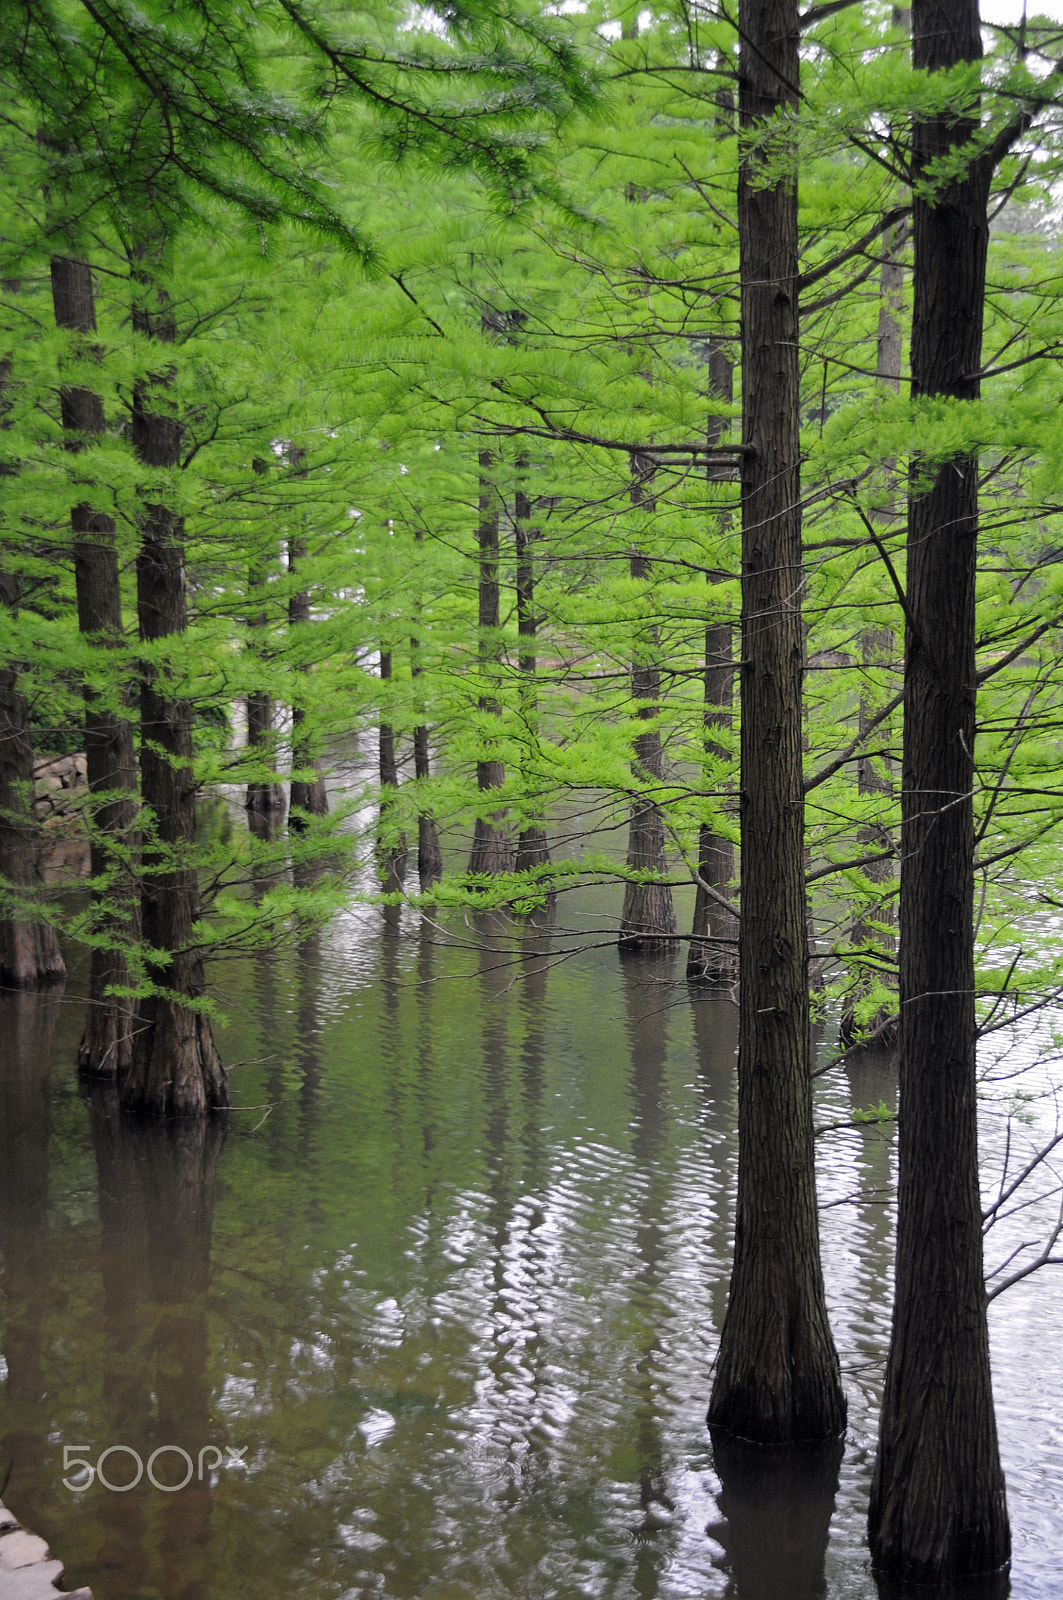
[1,882,1060,1599]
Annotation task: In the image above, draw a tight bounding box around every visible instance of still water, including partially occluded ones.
[1,890,1061,1599]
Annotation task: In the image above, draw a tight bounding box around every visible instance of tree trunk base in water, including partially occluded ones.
[121,996,229,1117]
[417,815,443,890]
[619,881,677,955]
[469,818,514,877]
[77,953,133,1077]
[379,838,409,895]
[709,1432,843,1598]
[0,921,66,990]
[686,938,738,985]
[839,1002,898,1051]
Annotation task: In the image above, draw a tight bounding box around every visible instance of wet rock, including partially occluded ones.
[0,1500,92,1600]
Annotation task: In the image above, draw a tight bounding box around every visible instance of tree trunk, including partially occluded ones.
[707,0,845,1443]
[514,473,552,879]
[868,0,1009,1578]
[411,529,443,890]
[0,357,66,988]
[287,447,328,828]
[377,648,408,892]
[244,544,284,816]
[49,255,138,1069]
[121,284,227,1117]
[689,343,738,984]
[468,451,513,876]
[619,455,677,954]
[840,212,905,1048]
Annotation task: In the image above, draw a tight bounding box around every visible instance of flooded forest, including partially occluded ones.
[3,0,1063,1595]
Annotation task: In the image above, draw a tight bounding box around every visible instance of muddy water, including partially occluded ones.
[0,897,1060,1599]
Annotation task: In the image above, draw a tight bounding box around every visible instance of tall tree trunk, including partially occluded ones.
[287,533,329,827]
[707,0,845,1442]
[868,0,1009,1577]
[411,526,443,889]
[0,355,66,989]
[121,279,227,1117]
[244,539,284,816]
[49,255,138,1069]
[689,344,738,984]
[377,648,408,892]
[840,215,906,1047]
[468,450,513,876]
[286,447,328,828]
[619,454,677,954]
[514,471,551,879]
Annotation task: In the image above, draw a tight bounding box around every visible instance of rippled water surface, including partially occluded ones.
[1,893,1060,1599]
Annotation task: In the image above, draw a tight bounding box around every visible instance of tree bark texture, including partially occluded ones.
[0,361,66,988]
[49,256,138,1070]
[514,478,551,878]
[868,0,1009,1578]
[689,344,738,984]
[620,457,677,953]
[409,527,443,890]
[707,0,845,1443]
[287,533,329,826]
[244,543,284,816]
[122,293,227,1117]
[377,648,408,892]
[468,452,514,876]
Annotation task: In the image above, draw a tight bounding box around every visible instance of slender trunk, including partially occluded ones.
[620,454,677,955]
[868,0,1009,1577]
[514,472,551,878]
[377,648,408,892]
[840,217,906,1046]
[689,344,738,983]
[245,545,284,816]
[121,280,227,1116]
[411,526,443,889]
[0,358,66,989]
[707,0,845,1442]
[287,524,329,827]
[468,451,513,875]
[49,256,138,1067]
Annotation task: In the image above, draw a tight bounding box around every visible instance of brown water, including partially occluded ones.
[1,892,1061,1599]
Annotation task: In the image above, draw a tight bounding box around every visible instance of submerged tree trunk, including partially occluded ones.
[121,284,227,1117]
[620,455,677,954]
[411,527,443,890]
[377,648,408,892]
[49,255,138,1068]
[868,0,1009,1578]
[689,344,738,984]
[468,451,513,876]
[287,448,328,828]
[514,475,551,879]
[245,547,284,816]
[707,0,845,1443]
[0,358,66,990]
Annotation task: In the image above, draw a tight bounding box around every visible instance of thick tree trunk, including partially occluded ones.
[620,456,677,954]
[0,356,66,989]
[689,344,738,984]
[287,460,328,827]
[868,0,1009,1578]
[410,532,443,888]
[514,477,551,878]
[377,648,408,892]
[840,218,905,1048]
[49,256,138,1069]
[121,287,227,1116]
[707,0,845,1443]
[468,451,513,876]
